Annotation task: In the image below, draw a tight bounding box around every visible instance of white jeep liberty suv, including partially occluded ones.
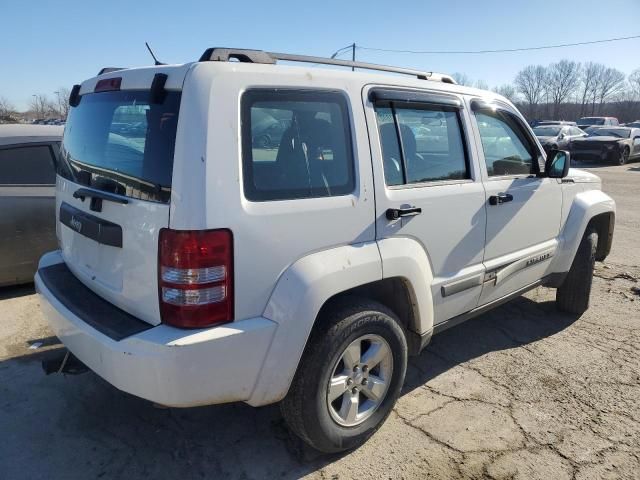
[36,48,615,453]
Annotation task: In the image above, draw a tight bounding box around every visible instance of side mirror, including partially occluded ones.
[558,132,565,140]
[546,149,571,178]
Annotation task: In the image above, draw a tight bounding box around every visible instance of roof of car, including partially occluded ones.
[0,124,64,147]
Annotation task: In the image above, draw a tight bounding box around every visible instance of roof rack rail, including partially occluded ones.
[98,67,126,76]
[198,48,456,84]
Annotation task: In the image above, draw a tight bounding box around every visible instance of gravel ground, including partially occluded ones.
[1,162,639,480]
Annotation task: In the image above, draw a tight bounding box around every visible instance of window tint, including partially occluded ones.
[0,145,56,185]
[242,90,354,201]
[375,104,468,186]
[570,127,583,136]
[61,90,181,203]
[475,111,534,176]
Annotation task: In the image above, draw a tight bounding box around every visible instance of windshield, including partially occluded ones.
[588,128,630,138]
[533,126,562,136]
[60,90,181,203]
[578,118,605,126]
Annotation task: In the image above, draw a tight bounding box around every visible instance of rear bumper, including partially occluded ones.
[35,251,278,407]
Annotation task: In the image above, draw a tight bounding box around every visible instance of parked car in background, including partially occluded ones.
[577,117,619,130]
[570,126,640,165]
[537,120,577,127]
[251,117,290,148]
[529,120,576,128]
[0,124,63,286]
[622,120,640,128]
[533,124,586,152]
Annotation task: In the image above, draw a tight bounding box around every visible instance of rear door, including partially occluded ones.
[57,79,183,325]
[0,143,57,285]
[469,99,562,305]
[364,87,487,324]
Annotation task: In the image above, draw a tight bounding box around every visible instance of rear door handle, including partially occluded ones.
[489,193,513,206]
[386,207,422,220]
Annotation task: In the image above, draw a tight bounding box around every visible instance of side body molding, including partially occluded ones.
[248,242,383,406]
[552,189,616,274]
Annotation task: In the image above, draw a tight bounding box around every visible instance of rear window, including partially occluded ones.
[579,118,605,125]
[60,90,181,203]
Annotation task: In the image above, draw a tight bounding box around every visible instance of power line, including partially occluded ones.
[356,34,640,55]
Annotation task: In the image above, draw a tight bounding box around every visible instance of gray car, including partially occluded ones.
[0,124,63,286]
[532,124,587,153]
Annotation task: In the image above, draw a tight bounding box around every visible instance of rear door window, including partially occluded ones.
[374,104,469,186]
[241,89,355,201]
[0,145,56,185]
[60,90,181,203]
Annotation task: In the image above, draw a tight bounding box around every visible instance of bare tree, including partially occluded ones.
[54,87,71,119]
[546,60,581,118]
[29,94,51,119]
[493,84,518,103]
[578,62,602,117]
[474,79,489,91]
[593,67,626,113]
[452,72,472,86]
[0,96,16,121]
[514,65,547,118]
[629,69,640,100]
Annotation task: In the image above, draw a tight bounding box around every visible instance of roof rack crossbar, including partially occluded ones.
[199,48,456,84]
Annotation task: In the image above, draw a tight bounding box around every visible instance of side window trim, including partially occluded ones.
[373,96,472,188]
[0,142,57,186]
[471,99,543,178]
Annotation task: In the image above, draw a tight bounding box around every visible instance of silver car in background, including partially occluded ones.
[0,124,63,286]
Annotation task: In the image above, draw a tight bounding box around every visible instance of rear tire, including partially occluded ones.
[280,298,408,453]
[556,229,598,315]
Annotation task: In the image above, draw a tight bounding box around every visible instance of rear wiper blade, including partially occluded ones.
[73,188,129,205]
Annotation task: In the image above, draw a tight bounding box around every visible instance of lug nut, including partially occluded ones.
[362,365,368,373]
[352,387,358,394]
[347,378,353,386]
[362,379,367,386]
[353,366,360,373]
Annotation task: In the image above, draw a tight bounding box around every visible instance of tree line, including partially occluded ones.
[453,61,640,123]
[0,87,70,123]
[3,62,640,124]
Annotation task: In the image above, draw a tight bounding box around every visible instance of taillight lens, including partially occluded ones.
[159,229,233,328]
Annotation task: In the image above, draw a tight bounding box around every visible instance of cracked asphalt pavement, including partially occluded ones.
[1,162,639,479]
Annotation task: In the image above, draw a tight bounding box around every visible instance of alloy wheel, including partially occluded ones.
[326,334,393,427]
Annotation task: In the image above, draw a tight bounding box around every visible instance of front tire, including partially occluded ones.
[280,299,408,453]
[556,229,598,315]
[618,147,630,165]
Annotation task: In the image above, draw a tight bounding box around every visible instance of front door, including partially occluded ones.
[469,101,562,305]
[365,87,487,324]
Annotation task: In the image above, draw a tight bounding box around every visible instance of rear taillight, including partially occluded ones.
[159,229,233,328]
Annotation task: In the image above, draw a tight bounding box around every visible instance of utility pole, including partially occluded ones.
[351,43,356,71]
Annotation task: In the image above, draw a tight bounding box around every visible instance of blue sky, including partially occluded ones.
[2,0,639,110]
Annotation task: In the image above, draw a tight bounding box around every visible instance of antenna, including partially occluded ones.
[145,42,166,66]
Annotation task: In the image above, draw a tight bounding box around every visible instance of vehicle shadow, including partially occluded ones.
[0,283,36,301]
[0,291,579,479]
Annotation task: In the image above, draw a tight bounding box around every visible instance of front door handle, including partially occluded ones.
[489,193,513,206]
[386,207,422,220]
